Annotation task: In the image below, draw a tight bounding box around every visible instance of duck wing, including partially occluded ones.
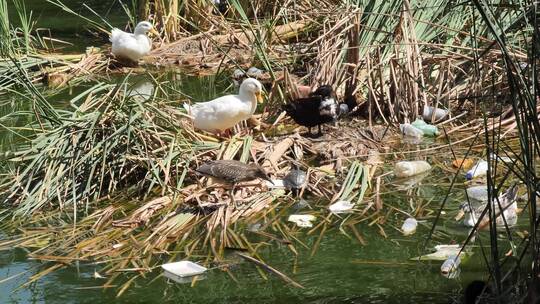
[283,96,324,127]
[196,160,249,183]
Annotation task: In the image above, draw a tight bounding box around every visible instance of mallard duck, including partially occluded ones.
[110,21,155,63]
[282,85,338,137]
[456,184,518,228]
[195,160,272,185]
[196,160,273,206]
[184,78,263,135]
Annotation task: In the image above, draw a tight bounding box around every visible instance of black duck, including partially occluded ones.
[282,85,338,137]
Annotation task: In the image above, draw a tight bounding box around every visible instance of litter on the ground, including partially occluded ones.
[328,200,355,213]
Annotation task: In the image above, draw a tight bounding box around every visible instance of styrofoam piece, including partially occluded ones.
[287,214,316,228]
[161,261,207,278]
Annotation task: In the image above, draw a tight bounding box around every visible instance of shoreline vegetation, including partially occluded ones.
[0,0,538,301]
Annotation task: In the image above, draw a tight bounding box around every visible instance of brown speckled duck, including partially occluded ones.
[196,160,272,186]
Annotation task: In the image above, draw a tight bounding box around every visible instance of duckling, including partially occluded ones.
[282,85,338,137]
[456,184,519,228]
[110,21,155,63]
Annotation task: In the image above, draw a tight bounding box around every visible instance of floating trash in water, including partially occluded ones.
[465,160,488,180]
[411,119,439,136]
[161,261,207,279]
[329,200,355,213]
[401,218,418,236]
[287,214,316,228]
[411,244,471,261]
[423,106,448,122]
[399,123,424,138]
[466,185,488,202]
[394,161,431,177]
[440,255,461,277]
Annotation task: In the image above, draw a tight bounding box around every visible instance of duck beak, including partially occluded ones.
[455,209,465,221]
[150,28,159,36]
[263,174,274,185]
[255,91,264,103]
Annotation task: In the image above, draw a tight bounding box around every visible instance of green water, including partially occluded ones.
[0,2,520,303]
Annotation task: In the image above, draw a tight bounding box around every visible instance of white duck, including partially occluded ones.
[110,21,155,63]
[183,78,263,134]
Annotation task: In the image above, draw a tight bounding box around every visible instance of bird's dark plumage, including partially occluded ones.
[195,160,272,184]
[282,85,338,137]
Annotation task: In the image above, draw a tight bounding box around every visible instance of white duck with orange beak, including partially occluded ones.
[110,21,156,63]
[183,78,263,134]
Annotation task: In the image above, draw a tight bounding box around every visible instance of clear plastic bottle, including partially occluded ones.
[394,160,431,177]
[411,119,439,136]
[400,123,424,138]
[423,106,448,122]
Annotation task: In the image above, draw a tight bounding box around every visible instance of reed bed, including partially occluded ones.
[0,0,538,300]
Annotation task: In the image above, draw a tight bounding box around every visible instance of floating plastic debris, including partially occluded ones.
[399,123,424,138]
[440,255,461,275]
[465,160,488,180]
[411,119,439,136]
[401,218,418,236]
[422,106,448,122]
[394,161,431,177]
[411,244,471,261]
[161,261,207,278]
[287,214,316,228]
[329,200,355,213]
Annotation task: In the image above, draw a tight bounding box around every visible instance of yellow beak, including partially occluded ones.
[150,28,159,36]
[255,91,264,103]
